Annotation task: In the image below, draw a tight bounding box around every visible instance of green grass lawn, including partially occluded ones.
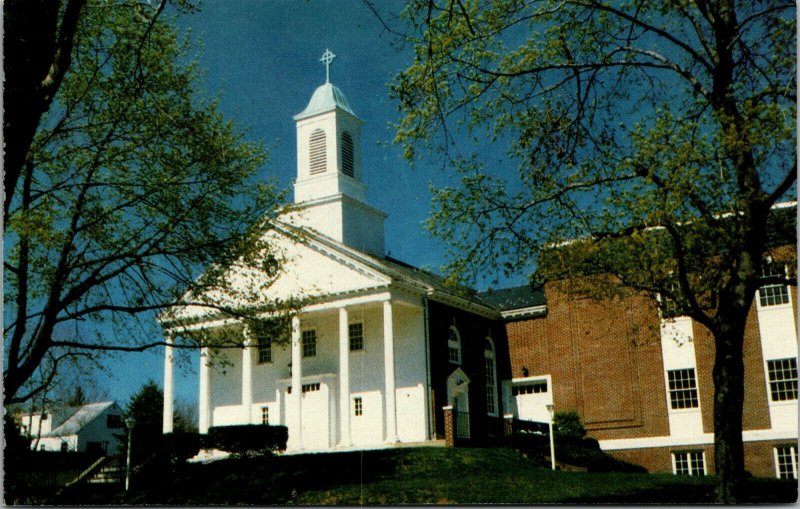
[74,446,797,505]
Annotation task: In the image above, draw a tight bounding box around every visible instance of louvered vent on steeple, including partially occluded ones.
[309,129,327,175]
[341,131,354,177]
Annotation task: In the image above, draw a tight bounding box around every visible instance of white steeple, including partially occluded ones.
[288,50,386,256]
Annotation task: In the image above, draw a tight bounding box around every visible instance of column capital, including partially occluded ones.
[242,322,254,347]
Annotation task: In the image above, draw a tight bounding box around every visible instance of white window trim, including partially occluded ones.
[764,357,798,405]
[664,367,701,413]
[671,450,706,476]
[302,328,317,358]
[485,337,499,417]
[774,445,798,479]
[349,321,365,352]
[448,326,462,365]
[756,262,792,310]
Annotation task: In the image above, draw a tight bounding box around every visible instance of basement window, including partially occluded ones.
[672,450,705,476]
[775,445,798,479]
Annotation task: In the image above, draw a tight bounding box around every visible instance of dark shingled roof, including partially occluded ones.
[477,285,546,312]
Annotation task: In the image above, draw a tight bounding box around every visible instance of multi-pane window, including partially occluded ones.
[257,336,272,364]
[485,338,498,416]
[512,381,548,396]
[302,383,320,393]
[775,445,798,479]
[354,397,363,416]
[673,451,705,476]
[767,358,798,401]
[288,383,321,395]
[302,330,317,358]
[667,369,699,409]
[759,262,790,307]
[448,326,461,365]
[341,132,355,177]
[309,129,327,175]
[349,322,364,351]
[261,406,269,425]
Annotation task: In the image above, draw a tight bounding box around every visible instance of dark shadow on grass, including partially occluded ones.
[560,477,798,504]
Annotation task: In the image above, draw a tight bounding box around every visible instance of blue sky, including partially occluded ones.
[99,0,527,407]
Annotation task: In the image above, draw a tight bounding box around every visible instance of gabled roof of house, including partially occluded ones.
[283,222,499,317]
[42,401,118,438]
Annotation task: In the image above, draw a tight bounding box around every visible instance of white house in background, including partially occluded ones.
[22,401,125,455]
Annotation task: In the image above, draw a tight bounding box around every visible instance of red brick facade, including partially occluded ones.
[503,264,797,478]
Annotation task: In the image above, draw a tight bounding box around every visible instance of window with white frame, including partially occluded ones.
[767,358,798,401]
[354,397,363,416]
[667,368,699,409]
[349,322,364,351]
[673,450,705,476]
[257,336,272,364]
[261,406,269,425]
[759,262,790,307]
[774,445,798,479]
[512,381,548,395]
[309,129,327,175]
[448,326,461,365]
[302,329,317,358]
[485,338,498,416]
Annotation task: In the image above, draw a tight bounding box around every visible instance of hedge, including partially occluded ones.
[203,425,288,456]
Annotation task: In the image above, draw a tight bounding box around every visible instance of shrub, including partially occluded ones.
[162,431,201,463]
[203,425,288,456]
[553,410,586,439]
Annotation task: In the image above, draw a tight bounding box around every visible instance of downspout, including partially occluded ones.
[423,295,433,440]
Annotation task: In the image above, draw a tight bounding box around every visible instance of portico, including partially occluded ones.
[163,288,429,451]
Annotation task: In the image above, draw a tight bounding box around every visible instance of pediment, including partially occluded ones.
[166,226,391,323]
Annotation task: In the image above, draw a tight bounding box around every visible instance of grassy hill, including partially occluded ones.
[60,446,795,505]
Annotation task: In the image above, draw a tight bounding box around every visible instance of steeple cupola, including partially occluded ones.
[287,50,386,256]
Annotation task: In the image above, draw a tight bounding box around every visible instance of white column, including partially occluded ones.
[383,300,398,442]
[199,347,212,434]
[242,326,254,424]
[162,334,174,434]
[338,307,351,447]
[290,315,303,450]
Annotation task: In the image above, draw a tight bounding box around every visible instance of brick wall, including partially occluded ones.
[504,249,795,439]
[506,280,670,440]
[606,439,791,478]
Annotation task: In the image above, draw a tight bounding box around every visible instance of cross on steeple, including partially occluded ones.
[320,49,336,83]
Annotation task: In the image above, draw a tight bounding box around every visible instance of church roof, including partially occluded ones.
[294,82,356,120]
[478,285,546,311]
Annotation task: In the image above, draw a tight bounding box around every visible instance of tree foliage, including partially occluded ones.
[392,0,795,502]
[4,0,287,406]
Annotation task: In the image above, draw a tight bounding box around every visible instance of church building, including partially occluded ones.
[160,52,797,479]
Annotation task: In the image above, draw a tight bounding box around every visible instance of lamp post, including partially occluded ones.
[125,416,136,491]
[545,404,556,471]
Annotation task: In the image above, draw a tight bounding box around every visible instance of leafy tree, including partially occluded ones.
[66,386,86,407]
[124,380,164,464]
[4,0,287,406]
[392,0,795,502]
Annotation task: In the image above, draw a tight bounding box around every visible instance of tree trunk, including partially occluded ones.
[711,313,748,503]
